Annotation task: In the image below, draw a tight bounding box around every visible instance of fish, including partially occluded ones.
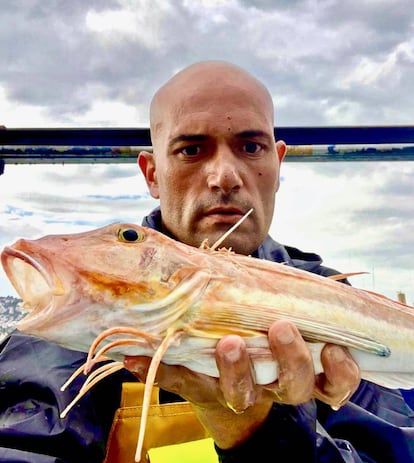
[2,222,414,461]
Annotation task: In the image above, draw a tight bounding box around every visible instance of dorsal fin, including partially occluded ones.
[362,289,414,309]
[326,271,368,281]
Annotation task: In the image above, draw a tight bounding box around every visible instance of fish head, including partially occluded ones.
[1,223,186,352]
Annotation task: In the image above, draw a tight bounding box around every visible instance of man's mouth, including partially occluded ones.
[204,207,245,218]
[202,208,254,250]
[202,207,251,229]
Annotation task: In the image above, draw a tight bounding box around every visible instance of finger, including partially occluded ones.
[216,335,256,413]
[265,321,315,404]
[124,355,151,382]
[314,344,361,409]
[124,355,221,405]
[124,355,188,393]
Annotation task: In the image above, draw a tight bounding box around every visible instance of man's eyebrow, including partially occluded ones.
[168,134,209,146]
[236,130,274,141]
[168,130,274,147]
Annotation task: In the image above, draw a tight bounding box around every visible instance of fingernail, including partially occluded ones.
[330,346,347,363]
[218,336,243,363]
[124,358,145,377]
[276,324,295,344]
[331,390,353,411]
[226,401,247,414]
[223,344,242,363]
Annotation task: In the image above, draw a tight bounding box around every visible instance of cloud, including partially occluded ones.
[271,160,414,301]
[1,0,413,127]
[0,0,413,304]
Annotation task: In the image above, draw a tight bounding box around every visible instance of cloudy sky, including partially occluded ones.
[1,0,413,304]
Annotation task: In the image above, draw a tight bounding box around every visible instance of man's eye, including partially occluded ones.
[243,142,261,154]
[182,145,201,157]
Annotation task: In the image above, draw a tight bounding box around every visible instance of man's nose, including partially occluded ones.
[206,149,243,193]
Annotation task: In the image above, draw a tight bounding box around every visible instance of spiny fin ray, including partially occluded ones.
[326,272,368,281]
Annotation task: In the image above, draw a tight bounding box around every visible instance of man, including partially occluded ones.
[0,61,413,463]
[123,60,414,461]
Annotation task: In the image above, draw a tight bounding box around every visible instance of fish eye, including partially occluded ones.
[118,227,145,243]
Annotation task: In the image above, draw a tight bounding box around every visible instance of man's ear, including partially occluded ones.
[138,151,159,199]
[275,140,287,163]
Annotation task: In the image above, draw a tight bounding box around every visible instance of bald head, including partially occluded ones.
[138,60,286,254]
[149,61,275,150]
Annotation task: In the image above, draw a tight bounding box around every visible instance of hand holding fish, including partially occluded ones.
[262,321,361,409]
[125,319,361,450]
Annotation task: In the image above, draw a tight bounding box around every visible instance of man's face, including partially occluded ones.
[140,75,285,255]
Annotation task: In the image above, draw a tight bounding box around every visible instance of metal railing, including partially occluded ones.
[1,126,414,174]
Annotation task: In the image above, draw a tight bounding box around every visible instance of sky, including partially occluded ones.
[0,0,413,304]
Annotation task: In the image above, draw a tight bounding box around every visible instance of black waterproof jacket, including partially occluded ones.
[0,207,413,462]
[0,333,137,462]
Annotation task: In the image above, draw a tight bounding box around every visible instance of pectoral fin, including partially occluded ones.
[294,316,390,357]
[131,270,212,333]
[196,302,390,358]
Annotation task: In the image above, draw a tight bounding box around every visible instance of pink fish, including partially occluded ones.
[2,223,414,460]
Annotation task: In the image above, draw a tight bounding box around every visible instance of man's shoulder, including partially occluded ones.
[258,236,346,280]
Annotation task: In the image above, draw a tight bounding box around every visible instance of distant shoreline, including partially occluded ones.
[0,296,24,342]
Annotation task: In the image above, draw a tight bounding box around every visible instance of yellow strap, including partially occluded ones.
[120,380,159,407]
[104,383,212,463]
[148,438,216,463]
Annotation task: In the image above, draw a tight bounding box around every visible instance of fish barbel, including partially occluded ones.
[2,222,414,461]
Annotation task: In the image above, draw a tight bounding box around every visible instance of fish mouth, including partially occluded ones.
[1,246,66,324]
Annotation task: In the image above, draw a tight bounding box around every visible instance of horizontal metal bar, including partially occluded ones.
[0,146,149,164]
[285,144,414,162]
[1,127,414,168]
[2,143,414,164]
[1,126,414,146]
